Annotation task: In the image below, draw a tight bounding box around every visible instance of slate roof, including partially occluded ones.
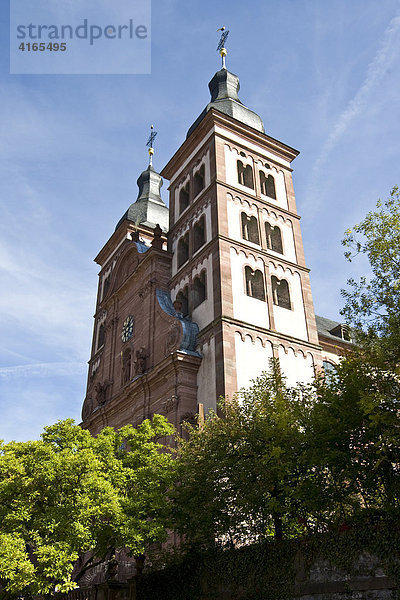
[316,315,353,344]
[115,165,169,233]
[187,67,265,138]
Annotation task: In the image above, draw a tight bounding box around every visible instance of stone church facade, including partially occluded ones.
[81,63,352,435]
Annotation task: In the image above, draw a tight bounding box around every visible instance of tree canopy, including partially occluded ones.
[341,185,400,364]
[0,417,175,597]
[172,363,318,547]
[171,355,400,550]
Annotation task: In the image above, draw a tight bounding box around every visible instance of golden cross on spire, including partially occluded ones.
[146,124,157,167]
[217,27,229,69]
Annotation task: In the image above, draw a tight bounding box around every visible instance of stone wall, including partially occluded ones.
[134,542,398,600]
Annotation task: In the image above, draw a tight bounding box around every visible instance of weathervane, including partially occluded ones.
[146,124,157,167]
[217,27,229,69]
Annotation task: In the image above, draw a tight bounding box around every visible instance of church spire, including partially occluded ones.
[216,27,229,69]
[115,127,169,233]
[186,30,265,138]
[146,124,157,167]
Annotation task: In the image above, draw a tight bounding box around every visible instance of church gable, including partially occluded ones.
[109,242,145,296]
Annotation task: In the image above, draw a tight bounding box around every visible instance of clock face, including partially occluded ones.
[121,316,134,342]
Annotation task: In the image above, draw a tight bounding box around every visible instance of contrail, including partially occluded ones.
[305,12,400,209]
[0,362,86,379]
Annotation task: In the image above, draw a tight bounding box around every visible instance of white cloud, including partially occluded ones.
[305,12,400,209]
[0,362,86,379]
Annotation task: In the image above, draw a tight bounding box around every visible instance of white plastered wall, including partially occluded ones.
[197,335,217,413]
[224,145,256,197]
[171,221,190,277]
[226,194,260,248]
[171,274,190,304]
[193,150,210,201]
[223,145,289,211]
[256,160,288,211]
[230,248,270,329]
[269,263,308,341]
[261,209,296,263]
[173,150,211,223]
[174,174,190,222]
[193,203,212,256]
[191,254,214,329]
[234,333,273,391]
[278,346,315,387]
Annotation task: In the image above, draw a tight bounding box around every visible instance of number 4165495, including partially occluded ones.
[19,42,67,51]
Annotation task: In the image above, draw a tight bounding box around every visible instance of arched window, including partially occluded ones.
[193,216,206,252]
[271,276,291,309]
[237,160,254,189]
[245,266,266,301]
[192,271,206,309]
[260,172,276,199]
[179,182,190,214]
[97,323,105,350]
[102,273,111,300]
[265,223,283,254]
[177,233,189,268]
[323,360,336,374]
[323,360,336,383]
[241,212,260,244]
[193,165,205,197]
[175,287,189,316]
[122,348,132,385]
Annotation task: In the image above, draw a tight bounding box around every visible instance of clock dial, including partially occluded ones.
[121,316,134,342]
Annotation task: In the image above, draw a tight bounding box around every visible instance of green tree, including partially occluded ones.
[171,361,400,551]
[0,417,175,597]
[309,355,400,523]
[172,362,322,548]
[341,185,400,365]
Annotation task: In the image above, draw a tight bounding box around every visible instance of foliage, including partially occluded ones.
[138,516,400,600]
[171,354,400,550]
[341,185,400,364]
[0,416,175,597]
[171,361,322,547]
[310,353,400,521]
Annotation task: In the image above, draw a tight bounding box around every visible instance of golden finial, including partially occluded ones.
[217,27,229,69]
[146,124,157,167]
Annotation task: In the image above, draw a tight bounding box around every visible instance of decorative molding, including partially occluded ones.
[166,323,181,353]
[95,379,112,406]
[138,278,157,299]
[163,395,179,415]
[134,347,147,375]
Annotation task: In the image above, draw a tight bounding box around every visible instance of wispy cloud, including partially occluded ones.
[305,12,400,209]
[0,362,86,379]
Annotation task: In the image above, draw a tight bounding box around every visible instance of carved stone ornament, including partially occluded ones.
[138,278,157,299]
[166,323,181,353]
[95,380,112,405]
[134,347,147,375]
[151,224,163,249]
[163,395,179,415]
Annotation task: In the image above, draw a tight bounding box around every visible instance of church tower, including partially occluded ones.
[81,142,202,435]
[161,52,322,413]
[82,46,326,434]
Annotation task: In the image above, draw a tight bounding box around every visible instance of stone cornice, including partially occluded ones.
[161,109,299,181]
[81,350,202,430]
[197,314,322,353]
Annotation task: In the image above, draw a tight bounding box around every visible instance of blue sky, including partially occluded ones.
[1,0,400,442]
